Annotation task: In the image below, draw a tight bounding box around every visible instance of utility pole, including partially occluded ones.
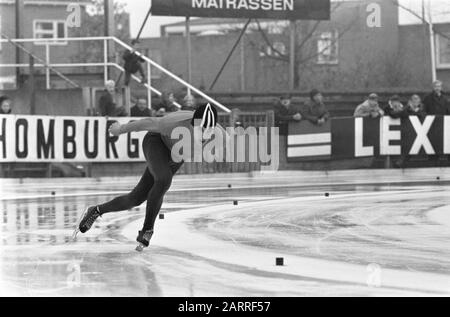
[104,0,115,38]
[289,21,296,91]
[240,35,246,91]
[29,55,36,115]
[15,0,24,88]
[426,0,437,81]
[186,16,192,95]
[104,0,115,82]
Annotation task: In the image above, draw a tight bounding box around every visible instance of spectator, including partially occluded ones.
[182,94,197,111]
[123,39,147,86]
[0,95,12,114]
[423,80,450,115]
[231,108,244,128]
[98,80,127,117]
[158,91,179,113]
[406,94,426,118]
[354,93,384,118]
[384,95,407,119]
[274,95,302,134]
[302,89,330,126]
[130,97,152,117]
[155,107,167,117]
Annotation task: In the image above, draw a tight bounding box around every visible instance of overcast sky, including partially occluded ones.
[121,0,450,38]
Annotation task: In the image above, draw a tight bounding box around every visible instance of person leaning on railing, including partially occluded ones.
[130,97,152,117]
[406,94,426,119]
[384,95,408,119]
[354,93,384,118]
[123,39,147,86]
[155,92,179,115]
[301,89,330,126]
[274,94,302,135]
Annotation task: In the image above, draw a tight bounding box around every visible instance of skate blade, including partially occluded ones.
[135,243,147,252]
[72,207,89,241]
[72,228,80,241]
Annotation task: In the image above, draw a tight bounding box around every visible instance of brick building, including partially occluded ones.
[142,0,450,93]
[0,0,129,89]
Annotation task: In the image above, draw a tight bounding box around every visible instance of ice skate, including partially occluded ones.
[135,230,154,252]
[72,206,101,240]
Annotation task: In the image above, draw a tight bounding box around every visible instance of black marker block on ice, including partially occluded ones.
[276,258,284,266]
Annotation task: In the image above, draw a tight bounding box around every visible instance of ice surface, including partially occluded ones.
[1,169,449,296]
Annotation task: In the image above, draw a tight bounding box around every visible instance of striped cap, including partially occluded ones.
[192,103,218,129]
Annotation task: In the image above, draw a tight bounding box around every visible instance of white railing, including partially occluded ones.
[0,36,231,113]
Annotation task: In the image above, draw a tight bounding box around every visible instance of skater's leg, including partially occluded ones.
[141,161,173,232]
[98,168,153,215]
[140,138,180,232]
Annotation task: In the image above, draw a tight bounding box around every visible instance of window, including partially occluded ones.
[33,20,67,45]
[317,31,339,65]
[259,42,286,58]
[437,33,450,69]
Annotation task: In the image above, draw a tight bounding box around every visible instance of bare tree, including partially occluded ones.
[244,2,358,89]
[69,0,130,71]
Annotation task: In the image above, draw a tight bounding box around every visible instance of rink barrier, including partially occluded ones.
[0,111,274,176]
[2,114,450,177]
[288,115,450,162]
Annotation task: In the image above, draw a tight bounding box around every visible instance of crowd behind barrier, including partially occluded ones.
[2,114,450,177]
[2,79,450,177]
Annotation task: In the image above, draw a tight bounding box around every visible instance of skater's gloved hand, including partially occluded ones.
[109,122,122,136]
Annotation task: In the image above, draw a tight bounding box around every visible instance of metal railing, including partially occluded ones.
[0,36,231,112]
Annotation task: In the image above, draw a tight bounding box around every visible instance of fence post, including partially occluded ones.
[29,55,36,115]
[147,62,152,110]
[104,38,108,84]
[124,86,131,115]
[45,43,50,89]
[384,156,392,169]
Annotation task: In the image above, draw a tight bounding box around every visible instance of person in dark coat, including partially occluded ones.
[98,80,127,117]
[123,40,147,86]
[384,95,408,119]
[302,89,330,126]
[274,94,302,135]
[157,92,179,113]
[406,94,427,118]
[0,95,12,114]
[131,98,152,117]
[182,94,197,111]
[423,80,450,115]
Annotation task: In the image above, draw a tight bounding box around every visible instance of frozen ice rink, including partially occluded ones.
[1,168,450,297]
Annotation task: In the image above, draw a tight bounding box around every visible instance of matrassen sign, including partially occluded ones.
[151,0,331,20]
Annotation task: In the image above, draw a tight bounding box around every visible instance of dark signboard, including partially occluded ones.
[152,0,331,20]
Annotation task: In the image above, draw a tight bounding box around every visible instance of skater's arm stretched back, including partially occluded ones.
[110,118,161,136]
